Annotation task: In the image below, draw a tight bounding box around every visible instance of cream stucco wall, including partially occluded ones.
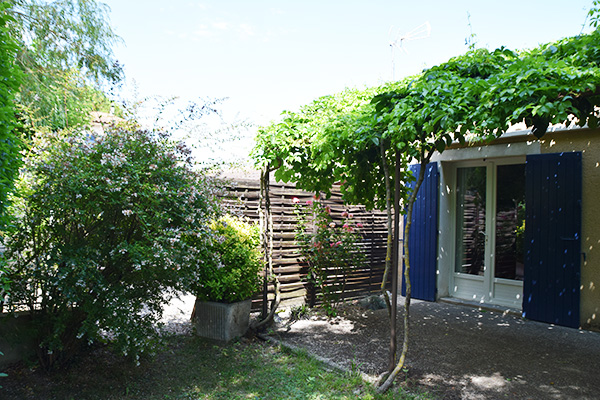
[540,128,600,330]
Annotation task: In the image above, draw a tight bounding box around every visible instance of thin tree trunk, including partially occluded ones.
[389,150,402,372]
[259,166,269,318]
[254,165,280,330]
[378,151,431,393]
[379,140,393,315]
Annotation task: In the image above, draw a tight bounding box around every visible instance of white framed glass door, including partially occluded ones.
[451,160,525,309]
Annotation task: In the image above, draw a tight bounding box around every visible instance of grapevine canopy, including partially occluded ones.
[252,28,600,207]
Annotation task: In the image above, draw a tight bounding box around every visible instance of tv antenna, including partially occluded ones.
[389,21,431,80]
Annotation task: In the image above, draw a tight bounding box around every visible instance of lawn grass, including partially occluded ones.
[1,334,431,399]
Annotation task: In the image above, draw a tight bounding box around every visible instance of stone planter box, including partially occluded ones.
[192,299,251,342]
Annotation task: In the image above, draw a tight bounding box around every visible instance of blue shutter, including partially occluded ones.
[402,162,439,301]
[523,152,581,328]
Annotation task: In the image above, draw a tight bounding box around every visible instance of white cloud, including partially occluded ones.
[189,21,258,40]
[188,1,208,10]
[189,21,234,40]
[192,24,215,38]
[212,21,230,31]
[269,8,285,15]
[164,29,191,40]
[238,23,255,38]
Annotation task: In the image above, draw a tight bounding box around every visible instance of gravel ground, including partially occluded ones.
[266,297,600,400]
[160,293,196,336]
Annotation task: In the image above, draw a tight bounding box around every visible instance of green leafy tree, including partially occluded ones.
[475,31,600,138]
[2,124,220,369]
[0,3,24,314]
[588,0,600,29]
[18,68,121,131]
[0,3,24,228]
[6,0,123,131]
[372,48,510,391]
[253,88,388,205]
[0,0,122,231]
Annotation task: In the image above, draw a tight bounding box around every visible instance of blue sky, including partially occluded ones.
[101,1,595,158]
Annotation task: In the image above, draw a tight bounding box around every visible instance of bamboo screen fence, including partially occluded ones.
[222,175,391,309]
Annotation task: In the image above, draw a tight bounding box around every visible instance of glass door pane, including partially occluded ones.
[455,166,487,275]
[494,164,526,280]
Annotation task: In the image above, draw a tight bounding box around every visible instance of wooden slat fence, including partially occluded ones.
[222,177,390,309]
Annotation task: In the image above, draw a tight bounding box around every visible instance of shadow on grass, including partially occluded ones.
[1,334,425,400]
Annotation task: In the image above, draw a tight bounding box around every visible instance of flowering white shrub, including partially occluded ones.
[2,123,221,368]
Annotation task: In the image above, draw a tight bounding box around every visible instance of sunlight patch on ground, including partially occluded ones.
[290,317,355,335]
[419,372,457,388]
[419,372,511,399]
[469,372,506,389]
[161,293,196,335]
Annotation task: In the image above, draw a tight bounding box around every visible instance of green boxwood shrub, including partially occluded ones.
[189,215,262,304]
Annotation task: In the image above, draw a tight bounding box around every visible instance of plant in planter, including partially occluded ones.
[188,215,262,341]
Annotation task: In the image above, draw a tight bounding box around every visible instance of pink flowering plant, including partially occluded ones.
[2,124,221,368]
[294,197,365,316]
